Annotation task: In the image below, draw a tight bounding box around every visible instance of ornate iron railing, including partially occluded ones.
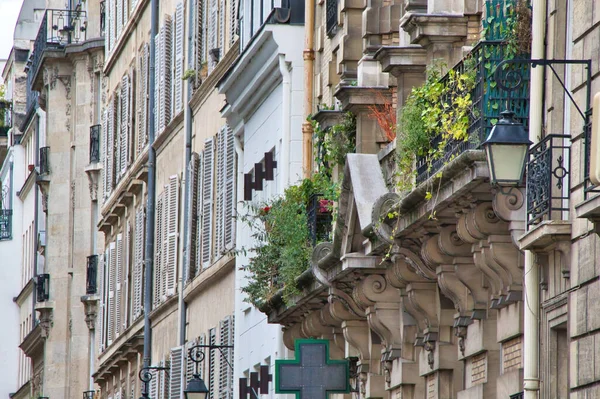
[415,41,530,184]
[325,0,338,36]
[36,273,50,302]
[30,9,87,83]
[0,210,12,240]
[307,193,333,246]
[90,125,101,163]
[86,255,98,295]
[526,134,570,227]
[39,146,50,175]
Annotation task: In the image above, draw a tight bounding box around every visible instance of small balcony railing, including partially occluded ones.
[0,126,9,137]
[90,125,101,163]
[526,134,570,227]
[30,9,87,83]
[86,255,98,295]
[325,0,338,36]
[307,194,333,246]
[0,210,12,240]
[39,146,50,175]
[36,273,50,302]
[415,41,530,184]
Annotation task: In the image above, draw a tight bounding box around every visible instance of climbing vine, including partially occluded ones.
[311,111,356,176]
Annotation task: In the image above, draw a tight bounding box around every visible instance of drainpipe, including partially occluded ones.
[143,0,160,371]
[523,0,546,397]
[279,55,291,188]
[301,0,315,178]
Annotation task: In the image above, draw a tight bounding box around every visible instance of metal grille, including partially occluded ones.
[526,134,570,227]
[37,274,50,302]
[325,0,337,36]
[86,255,98,295]
[0,210,12,241]
[307,194,333,246]
[415,41,531,184]
[90,124,101,163]
[39,146,50,175]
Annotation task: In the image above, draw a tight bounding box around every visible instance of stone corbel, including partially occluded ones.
[453,259,489,319]
[35,302,54,338]
[282,323,306,351]
[487,236,524,300]
[85,163,102,202]
[405,282,439,342]
[371,193,400,245]
[81,295,100,330]
[492,187,526,245]
[36,176,50,213]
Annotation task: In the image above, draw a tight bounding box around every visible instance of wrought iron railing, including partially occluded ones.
[90,125,101,163]
[30,9,87,82]
[526,134,571,227]
[509,392,524,399]
[307,194,333,246]
[36,273,50,302]
[415,41,530,184]
[0,126,9,137]
[0,210,12,240]
[325,0,338,36]
[25,59,40,117]
[86,255,98,295]
[39,146,50,175]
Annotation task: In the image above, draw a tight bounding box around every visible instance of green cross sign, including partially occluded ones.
[275,339,350,399]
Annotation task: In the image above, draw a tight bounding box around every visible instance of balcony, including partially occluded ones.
[36,274,50,302]
[307,194,333,246]
[30,9,87,85]
[39,146,50,176]
[90,124,101,163]
[86,255,98,295]
[0,209,12,240]
[414,41,530,184]
[100,1,106,37]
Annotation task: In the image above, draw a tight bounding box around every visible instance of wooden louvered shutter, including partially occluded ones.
[207,0,218,72]
[195,153,203,275]
[201,138,214,267]
[224,126,236,249]
[154,30,161,137]
[149,369,158,399]
[123,0,129,24]
[106,99,115,195]
[159,361,169,399]
[98,251,107,352]
[123,221,131,331]
[138,44,149,155]
[158,16,173,134]
[128,66,135,166]
[121,74,130,175]
[115,233,123,337]
[209,328,217,396]
[154,193,164,308]
[194,0,205,80]
[229,0,237,46]
[169,346,184,399]
[165,175,179,297]
[186,153,201,283]
[219,0,225,53]
[115,93,122,180]
[102,108,109,198]
[116,0,123,38]
[219,316,234,398]
[108,241,117,344]
[131,0,138,12]
[214,128,225,258]
[132,206,145,320]
[185,337,202,384]
[173,2,184,114]
[108,0,116,51]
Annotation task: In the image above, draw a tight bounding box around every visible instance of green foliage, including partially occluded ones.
[311,112,356,175]
[182,69,197,80]
[239,173,339,308]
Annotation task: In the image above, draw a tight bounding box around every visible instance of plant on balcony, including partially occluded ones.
[396,61,477,191]
[239,173,338,309]
[311,112,356,175]
[368,90,397,142]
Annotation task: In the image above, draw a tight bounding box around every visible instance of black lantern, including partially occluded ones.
[184,374,209,399]
[482,110,532,186]
[83,391,95,399]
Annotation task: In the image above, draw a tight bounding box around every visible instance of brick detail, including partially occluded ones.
[471,352,487,384]
[503,336,523,372]
[426,373,437,399]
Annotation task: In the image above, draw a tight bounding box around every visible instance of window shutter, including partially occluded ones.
[195,153,203,275]
[194,0,205,78]
[121,74,130,175]
[123,0,129,25]
[209,328,217,396]
[132,206,145,320]
[208,0,218,71]
[108,0,116,51]
[138,43,149,155]
[214,128,225,258]
[200,138,214,267]
[154,30,161,138]
[158,16,173,134]
[108,241,117,344]
[116,0,123,38]
[186,153,201,283]
[224,126,236,249]
[106,99,115,195]
[123,221,131,331]
[115,233,123,337]
[159,361,169,399]
[149,369,158,399]
[169,346,184,399]
[154,194,164,308]
[165,175,179,297]
[131,0,138,12]
[173,2,184,114]
[98,252,106,352]
[185,336,202,384]
[219,0,225,52]
[229,0,237,46]
[115,94,122,181]
[102,109,109,199]
[128,66,135,166]
[219,316,234,398]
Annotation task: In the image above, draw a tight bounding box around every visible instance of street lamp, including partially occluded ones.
[83,391,95,399]
[482,110,532,186]
[184,345,209,399]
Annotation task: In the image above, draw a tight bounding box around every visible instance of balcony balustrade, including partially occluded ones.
[86,255,98,295]
[307,194,333,247]
[36,274,50,302]
[90,125,101,163]
[415,41,530,184]
[39,147,50,176]
[0,210,12,240]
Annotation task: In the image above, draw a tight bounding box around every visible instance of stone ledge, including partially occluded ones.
[374,46,427,76]
[400,14,469,46]
[518,220,572,251]
[575,194,600,232]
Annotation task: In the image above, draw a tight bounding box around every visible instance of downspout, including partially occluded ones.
[523,0,546,397]
[179,0,195,349]
[301,0,315,178]
[143,0,160,371]
[279,55,291,188]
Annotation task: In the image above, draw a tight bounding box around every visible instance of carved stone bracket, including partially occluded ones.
[81,295,100,330]
[85,163,102,202]
[35,302,54,338]
[36,176,50,213]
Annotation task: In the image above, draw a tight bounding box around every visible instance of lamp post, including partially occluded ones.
[138,366,169,399]
[482,110,532,187]
[184,345,209,399]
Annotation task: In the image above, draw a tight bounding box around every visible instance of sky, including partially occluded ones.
[0,0,24,60]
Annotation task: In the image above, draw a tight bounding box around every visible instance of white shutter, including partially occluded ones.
[185,337,200,384]
[123,0,129,25]
[229,0,237,46]
[102,108,109,198]
[219,316,234,398]
[115,233,123,337]
[159,361,169,399]
[138,43,149,155]
[219,0,225,52]
[195,153,203,275]
[116,0,123,38]
[169,346,184,399]
[209,328,217,396]
[108,0,116,51]
[165,175,179,297]
[154,30,161,137]
[106,99,115,195]
[149,370,158,399]
[214,128,225,258]
[195,0,206,76]
[173,3,184,115]
[154,193,164,308]
[131,0,138,12]
[208,0,218,71]
[98,252,106,352]
[224,126,236,249]
[201,138,214,267]
[132,206,145,320]
[128,66,135,165]
[121,74,130,175]
[108,241,117,344]
[115,94,122,181]
[158,16,173,134]
[186,154,201,283]
[123,221,131,331]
